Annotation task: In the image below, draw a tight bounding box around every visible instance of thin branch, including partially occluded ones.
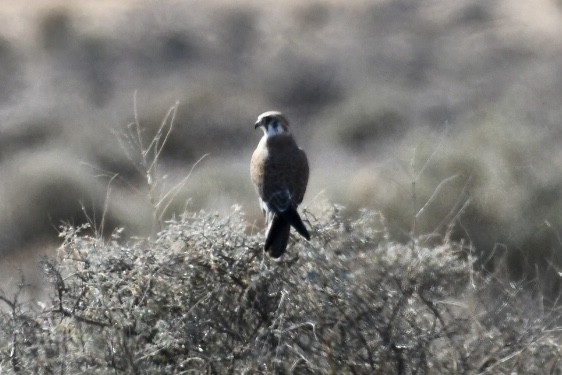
[147,101,179,174]
[100,173,119,237]
[415,174,460,219]
[156,153,210,222]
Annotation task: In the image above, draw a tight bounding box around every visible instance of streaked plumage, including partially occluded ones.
[251,111,310,257]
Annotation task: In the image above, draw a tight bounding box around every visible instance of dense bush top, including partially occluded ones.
[1,204,561,374]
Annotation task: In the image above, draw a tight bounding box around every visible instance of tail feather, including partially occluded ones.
[265,216,290,258]
[279,206,310,240]
[264,207,310,258]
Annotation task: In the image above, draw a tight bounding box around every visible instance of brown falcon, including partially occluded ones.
[250,111,310,258]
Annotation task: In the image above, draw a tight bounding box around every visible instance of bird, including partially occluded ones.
[250,111,310,258]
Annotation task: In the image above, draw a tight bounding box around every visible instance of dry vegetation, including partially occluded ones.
[1,0,562,372]
[1,204,561,374]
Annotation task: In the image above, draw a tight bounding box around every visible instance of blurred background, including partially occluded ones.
[1,0,562,298]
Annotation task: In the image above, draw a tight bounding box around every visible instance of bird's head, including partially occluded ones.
[254,111,290,137]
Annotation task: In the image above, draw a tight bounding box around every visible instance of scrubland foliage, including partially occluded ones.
[1,2,562,372]
[1,204,561,374]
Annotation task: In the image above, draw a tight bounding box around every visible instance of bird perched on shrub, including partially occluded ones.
[250,111,310,257]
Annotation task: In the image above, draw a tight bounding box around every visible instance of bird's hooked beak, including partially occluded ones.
[254,120,262,130]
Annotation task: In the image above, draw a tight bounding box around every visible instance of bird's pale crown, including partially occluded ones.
[254,111,290,138]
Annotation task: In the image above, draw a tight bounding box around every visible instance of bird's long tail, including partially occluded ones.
[279,206,310,240]
[265,215,291,258]
[265,207,310,257]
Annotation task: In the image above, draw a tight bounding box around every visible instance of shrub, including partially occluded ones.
[1,203,561,373]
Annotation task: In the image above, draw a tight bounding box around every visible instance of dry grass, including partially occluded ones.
[0,203,560,374]
[0,2,562,371]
